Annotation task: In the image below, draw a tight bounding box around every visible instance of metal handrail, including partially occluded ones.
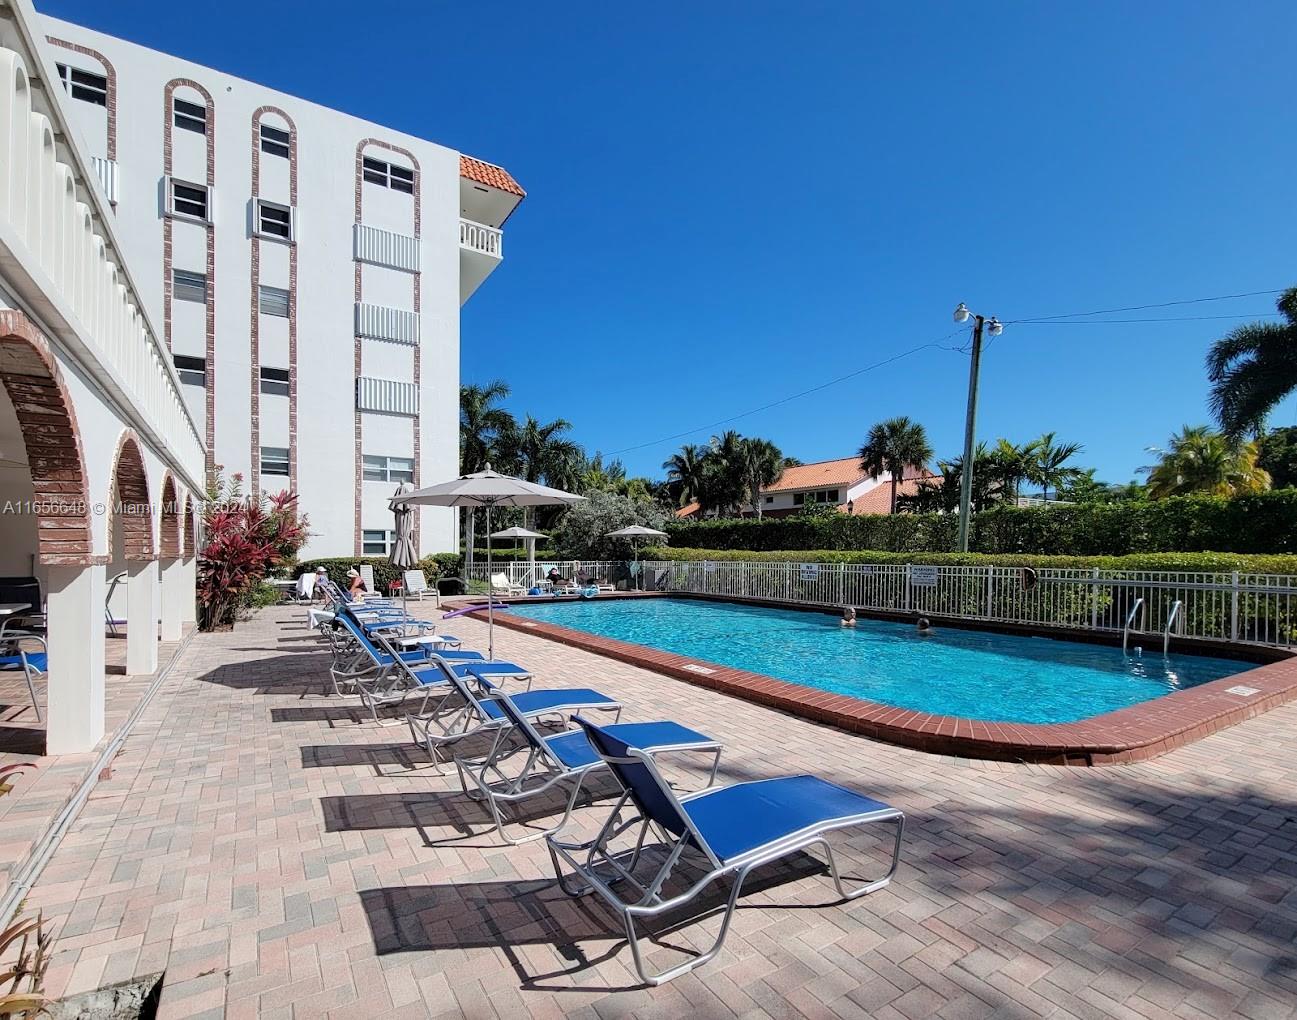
[1121,598,1145,654]
[1163,600,1183,656]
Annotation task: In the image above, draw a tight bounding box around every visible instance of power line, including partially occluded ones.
[606,331,965,456]
[608,287,1288,459]
[1006,289,1284,324]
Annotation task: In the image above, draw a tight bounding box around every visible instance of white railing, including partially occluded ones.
[90,156,117,204]
[463,560,622,591]
[655,560,1297,649]
[459,218,502,258]
[0,46,204,485]
[354,222,420,272]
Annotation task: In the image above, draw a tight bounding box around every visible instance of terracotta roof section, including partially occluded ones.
[847,472,941,515]
[763,457,868,494]
[460,155,526,198]
[675,501,701,519]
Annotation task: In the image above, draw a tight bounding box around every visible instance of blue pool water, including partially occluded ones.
[509,598,1248,724]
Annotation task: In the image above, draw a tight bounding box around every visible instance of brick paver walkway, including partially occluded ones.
[12,605,1297,1018]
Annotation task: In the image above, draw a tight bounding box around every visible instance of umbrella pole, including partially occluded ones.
[486,503,495,660]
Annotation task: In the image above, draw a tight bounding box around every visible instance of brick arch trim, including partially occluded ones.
[158,472,181,559]
[0,311,95,566]
[182,494,197,559]
[353,139,423,555]
[110,429,155,561]
[45,37,117,162]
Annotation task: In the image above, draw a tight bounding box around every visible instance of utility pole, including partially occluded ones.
[952,304,1003,553]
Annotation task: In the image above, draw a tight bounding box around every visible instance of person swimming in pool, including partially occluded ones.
[840,606,856,627]
[916,617,934,637]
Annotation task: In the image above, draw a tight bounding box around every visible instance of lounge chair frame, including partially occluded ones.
[547,729,904,986]
[453,690,718,847]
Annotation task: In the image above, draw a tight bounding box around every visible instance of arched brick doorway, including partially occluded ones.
[0,311,93,565]
[182,494,197,558]
[109,430,155,562]
[159,473,181,559]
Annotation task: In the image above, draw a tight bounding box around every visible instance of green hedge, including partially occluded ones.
[664,491,1297,556]
[645,547,1297,574]
[290,554,461,593]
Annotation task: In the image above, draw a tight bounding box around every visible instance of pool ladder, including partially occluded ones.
[1122,597,1184,656]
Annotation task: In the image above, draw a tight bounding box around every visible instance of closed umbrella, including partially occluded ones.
[391,465,584,658]
[605,525,668,590]
[490,526,546,588]
[388,482,418,614]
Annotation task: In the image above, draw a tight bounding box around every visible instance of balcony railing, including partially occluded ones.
[0,45,204,486]
[459,218,502,258]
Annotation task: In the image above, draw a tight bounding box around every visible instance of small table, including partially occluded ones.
[267,579,299,603]
[0,602,33,644]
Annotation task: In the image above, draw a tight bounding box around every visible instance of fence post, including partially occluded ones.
[984,566,993,618]
[1231,571,1240,642]
[904,564,912,613]
[1090,567,1100,630]
[839,562,846,606]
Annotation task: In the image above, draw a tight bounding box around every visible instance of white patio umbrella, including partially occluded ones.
[391,465,584,658]
[388,483,418,615]
[490,526,547,588]
[605,525,668,590]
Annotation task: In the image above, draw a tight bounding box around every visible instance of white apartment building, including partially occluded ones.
[38,14,525,557]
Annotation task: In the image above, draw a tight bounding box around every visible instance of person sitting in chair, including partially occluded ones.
[346,568,366,598]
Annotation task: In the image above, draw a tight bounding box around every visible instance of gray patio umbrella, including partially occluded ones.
[490,526,547,586]
[605,525,668,590]
[391,465,584,658]
[388,483,418,614]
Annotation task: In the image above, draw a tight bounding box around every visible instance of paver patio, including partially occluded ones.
[9,604,1297,1018]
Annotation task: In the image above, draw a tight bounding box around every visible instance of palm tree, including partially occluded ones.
[459,381,515,563]
[738,437,784,518]
[1027,432,1084,501]
[703,430,748,516]
[988,438,1035,504]
[858,417,933,514]
[1206,287,1297,438]
[1143,426,1271,499]
[662,444,708,507]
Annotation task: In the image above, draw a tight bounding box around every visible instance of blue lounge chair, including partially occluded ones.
[453,684,722,846]
[396,652,624,772]
[546,716,905,985]
[329,615,519,721]
[0,632,45,722]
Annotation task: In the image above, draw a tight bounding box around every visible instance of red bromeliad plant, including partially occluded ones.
[197,473,309,630]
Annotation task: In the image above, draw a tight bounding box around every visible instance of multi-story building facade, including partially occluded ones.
[38,15,524,556]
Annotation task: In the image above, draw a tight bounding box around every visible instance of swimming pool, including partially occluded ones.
[509,597,1248,724]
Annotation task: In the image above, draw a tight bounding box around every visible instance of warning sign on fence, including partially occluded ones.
[800,563,820,581]
[910,565,939,587]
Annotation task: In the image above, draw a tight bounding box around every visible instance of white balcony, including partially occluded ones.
[459,217,503,305]
[90,156,117,204]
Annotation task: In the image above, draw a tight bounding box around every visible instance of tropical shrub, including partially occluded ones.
[552,490,668,560]
[666,490,1297,556]
[197,486,309,629]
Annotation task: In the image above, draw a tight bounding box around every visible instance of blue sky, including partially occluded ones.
[44,0,1297,484]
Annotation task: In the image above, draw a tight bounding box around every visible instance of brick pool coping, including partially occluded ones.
[479,594,1297,765]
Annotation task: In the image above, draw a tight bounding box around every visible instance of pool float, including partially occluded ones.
[579,586,599,599]
[442,601,510,620]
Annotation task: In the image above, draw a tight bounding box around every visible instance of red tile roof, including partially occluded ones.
[763,457,868,494]
[847,472,941,515]
[460,155,526,198]
[675,501,701,519]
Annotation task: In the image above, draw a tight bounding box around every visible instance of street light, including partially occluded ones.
[952,303,1003,553]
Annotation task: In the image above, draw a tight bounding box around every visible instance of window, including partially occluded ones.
[259,366,290,397]
[362,455,415,484]
[172,269,207,303]
[260,124,290,158]
[764,496,773,504]
[168,179,209,221]
[260,446,290,476]
[173,354,205,387]
[258,285,289,317]
[255,200,293,241]
[362,156,414,194]
[174,98,206,134]
[362,530,395,556]
[55,63,107,107]
[793,493,805,506]
[813,489,840,504]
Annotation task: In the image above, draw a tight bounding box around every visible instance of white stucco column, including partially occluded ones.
[45,562,106,755]
[125,558,159,675]
[160,557,183,641]
[180,557,197,624]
